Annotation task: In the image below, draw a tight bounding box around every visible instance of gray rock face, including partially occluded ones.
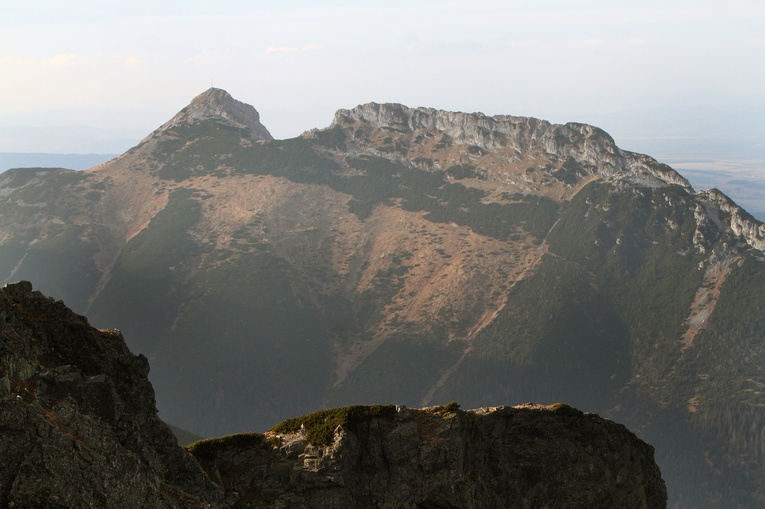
[332,102,693,191]
[701,188,765,251]
[148,87,274,142]
[0,281,667,508]
[191,404,667,509]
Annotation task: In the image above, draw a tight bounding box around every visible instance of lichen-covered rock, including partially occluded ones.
[0,281,221,508]
[190,403,667,509]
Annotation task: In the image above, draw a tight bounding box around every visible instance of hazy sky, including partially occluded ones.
[1,0,764,154]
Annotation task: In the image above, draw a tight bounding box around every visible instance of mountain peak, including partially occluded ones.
[190,86,235,106]
[150,88,274,141]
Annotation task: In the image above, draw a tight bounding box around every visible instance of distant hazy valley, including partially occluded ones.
[0,152,119,172]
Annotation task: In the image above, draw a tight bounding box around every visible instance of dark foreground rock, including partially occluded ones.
[191,403,667,508]
[0,281,666,508]
[0,281,221,507]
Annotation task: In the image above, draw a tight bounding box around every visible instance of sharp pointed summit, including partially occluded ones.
[150,88,274,142]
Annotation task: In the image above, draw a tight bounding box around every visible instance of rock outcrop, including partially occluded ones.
[701,188,765,252]
[192,404,667,508]
[0,281,666,508]
[0,281,221,508]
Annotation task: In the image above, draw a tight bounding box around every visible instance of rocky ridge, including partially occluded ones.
[331,102,693,192]
[0,281,666,508]
[329,102,765,253]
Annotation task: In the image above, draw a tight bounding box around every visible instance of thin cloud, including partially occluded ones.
[625,37,647,47]
[1,52,144,69]
[567,38,607,50]
[264,44,319,55]
[0,53,80,68]
[123,56,143,68]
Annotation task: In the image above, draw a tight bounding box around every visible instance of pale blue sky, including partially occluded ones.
[1,0,764,154]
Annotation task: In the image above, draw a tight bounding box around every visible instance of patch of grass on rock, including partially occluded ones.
[269,404,397,446]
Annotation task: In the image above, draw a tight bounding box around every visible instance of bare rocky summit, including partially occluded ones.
[148,87,274,143]
[0,281,666,508]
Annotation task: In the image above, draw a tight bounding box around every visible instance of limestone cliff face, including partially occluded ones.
[700,188,765,251]
[331,102,693,191]
[0,282,666,508]
[191,404,667,509]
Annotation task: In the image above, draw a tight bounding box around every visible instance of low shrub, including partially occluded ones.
[269,404,397,445]
[186,432,265,460]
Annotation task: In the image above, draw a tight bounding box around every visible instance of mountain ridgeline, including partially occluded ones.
[0,89,763,508]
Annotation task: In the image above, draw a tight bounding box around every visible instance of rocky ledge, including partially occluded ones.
[0,281,667,508]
